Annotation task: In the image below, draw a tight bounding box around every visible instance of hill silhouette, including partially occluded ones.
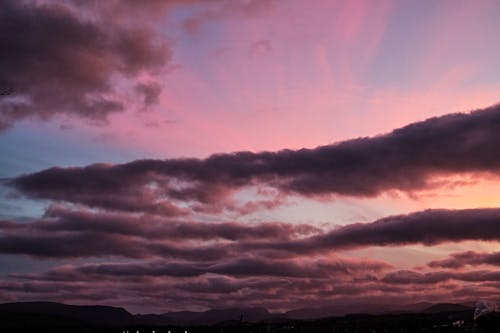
[137,307,271,326]
[2,300,499,332]
[0,301,133,325]
[422,303,473,314]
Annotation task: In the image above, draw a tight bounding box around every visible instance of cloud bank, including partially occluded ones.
[8,103,500,214]
[2,206,500,259]
[4,103,500,311]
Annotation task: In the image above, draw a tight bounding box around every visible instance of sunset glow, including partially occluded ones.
[1,0,500,316]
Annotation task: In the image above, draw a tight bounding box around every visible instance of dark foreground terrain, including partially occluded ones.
[0,302,499,333]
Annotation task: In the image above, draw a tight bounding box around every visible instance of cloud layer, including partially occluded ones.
[4,103,500,311]
[3,206,500,259]
[3,0,500,315]
[8,103,500,215]
[2,205,500,312]
[428,251,500,269]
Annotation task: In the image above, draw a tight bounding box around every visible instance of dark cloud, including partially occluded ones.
[207,256,390,278]
[181,0,276,36]
[15,256,389,281]
[40,204,319,241]
[0,0,169,129]
[428,251,500,269]
[0,205,318,258]
[0,220,230,260]
[9,103,500,212]
[381,269,500,285]
[381,270,453,285]
[243,208,500,255]
[5,258,394,312]
[7,261,500,313]
[172,276,290,295]
[135,82,163,108]
[3,206,500,260]
[312,207,500,248]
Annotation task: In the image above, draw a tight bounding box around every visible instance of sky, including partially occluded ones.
[1,0,500,314]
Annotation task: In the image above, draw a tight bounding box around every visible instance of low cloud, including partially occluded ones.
[428,251,500,269]
[14,256,390,281]
[0,205,319,259]
[2,207,500,260]
[244,208,500,255]
[382,269,500,285]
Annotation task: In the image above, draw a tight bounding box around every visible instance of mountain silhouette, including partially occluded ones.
[137,306,271,326]
[0,301,133,325]
[0,300,482,330]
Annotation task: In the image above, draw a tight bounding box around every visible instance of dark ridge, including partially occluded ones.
[0,301,134,326]
[137,307,272,326]
[422,303,473,314]
[0,300,492,333]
